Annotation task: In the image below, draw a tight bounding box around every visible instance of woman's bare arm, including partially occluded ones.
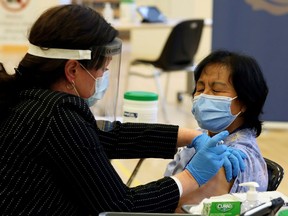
[176,128,202,148]
[175,167,234,213]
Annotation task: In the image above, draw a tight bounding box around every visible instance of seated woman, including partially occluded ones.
[165,50,269,206]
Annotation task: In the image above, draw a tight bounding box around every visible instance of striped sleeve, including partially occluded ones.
[98,121,179,159]
[46,105,180,214]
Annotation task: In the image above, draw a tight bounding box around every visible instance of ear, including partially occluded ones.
[240,103,247,113]
[64,60,79,83]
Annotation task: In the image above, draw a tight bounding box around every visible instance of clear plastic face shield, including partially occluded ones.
[27,38,122,132]
[89,38,122,132]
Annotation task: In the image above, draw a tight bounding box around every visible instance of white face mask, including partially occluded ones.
[192,94,241,133]
[81,64,110,107]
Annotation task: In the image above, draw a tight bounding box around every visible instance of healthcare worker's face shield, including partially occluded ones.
[27,37,122,132]
[89,38,122,132]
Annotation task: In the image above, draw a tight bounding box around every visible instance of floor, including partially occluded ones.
[1,40,287,197]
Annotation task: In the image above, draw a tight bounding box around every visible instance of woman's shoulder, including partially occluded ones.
[225,128,263,155]
[18,89,91,119]
[226,128,256,144]
[20,89,79,103]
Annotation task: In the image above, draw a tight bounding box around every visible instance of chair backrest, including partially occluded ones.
[264,158,284,191]
[156,19,204,70]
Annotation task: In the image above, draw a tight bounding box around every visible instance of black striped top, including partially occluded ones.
[0,89,180,215]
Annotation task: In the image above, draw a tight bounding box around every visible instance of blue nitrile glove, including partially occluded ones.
[223,147,247,182]
[185,131,229,186]
[188,133,211,152]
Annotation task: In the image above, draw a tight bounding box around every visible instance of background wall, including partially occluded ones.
[0,0,71,47]
[0,0,71,73]
[212,0,288,124]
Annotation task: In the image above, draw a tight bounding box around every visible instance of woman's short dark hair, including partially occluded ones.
[193,50,269,137]
[17,4,118,89]
[0,4,118,121]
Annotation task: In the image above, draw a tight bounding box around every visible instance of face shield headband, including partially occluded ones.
[27,38,122,132]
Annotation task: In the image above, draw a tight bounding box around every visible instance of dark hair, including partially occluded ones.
[0,4,118,121]
[193,50,269,137]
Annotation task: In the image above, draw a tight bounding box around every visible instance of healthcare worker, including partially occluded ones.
[0,4,246,215]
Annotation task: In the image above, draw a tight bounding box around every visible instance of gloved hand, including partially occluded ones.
[188,132,248,182]
[185,131,229,186]
[223,147,247,182]
[188,133,211,152]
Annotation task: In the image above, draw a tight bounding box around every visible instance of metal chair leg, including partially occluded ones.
[153,70,169,123]
[126,158,145,187]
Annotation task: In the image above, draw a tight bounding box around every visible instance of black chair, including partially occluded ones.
[264,157,284,191]
[125,19,204,122]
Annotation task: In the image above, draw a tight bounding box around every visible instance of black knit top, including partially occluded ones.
[0,89,180,215]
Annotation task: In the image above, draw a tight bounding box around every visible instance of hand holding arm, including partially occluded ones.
[185,131,230,186]
[223,147,247,181]
[187,131,247,182]
[188,132,211,151]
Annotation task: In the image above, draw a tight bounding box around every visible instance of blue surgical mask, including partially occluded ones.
[81,64,110,107]
[191,94,241,133]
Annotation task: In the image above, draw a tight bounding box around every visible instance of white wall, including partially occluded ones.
[0,0,71,47]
